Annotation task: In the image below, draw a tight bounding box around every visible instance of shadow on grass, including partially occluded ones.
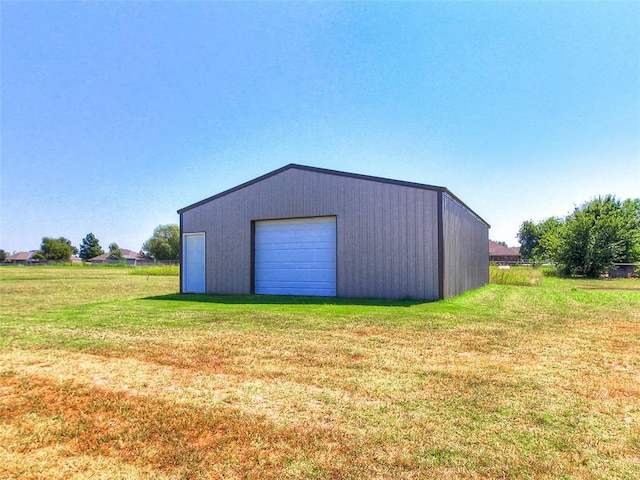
[143,293,426,308]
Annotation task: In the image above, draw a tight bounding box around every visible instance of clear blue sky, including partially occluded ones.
[1,1,639,253]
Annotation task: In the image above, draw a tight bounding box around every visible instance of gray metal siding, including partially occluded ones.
[441,192,489,298]
[181,168,440,300]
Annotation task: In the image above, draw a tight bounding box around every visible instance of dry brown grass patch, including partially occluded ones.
[0,370,374,479]
[2,268,639,478]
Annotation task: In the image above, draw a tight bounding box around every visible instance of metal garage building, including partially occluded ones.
[178,164,489,301]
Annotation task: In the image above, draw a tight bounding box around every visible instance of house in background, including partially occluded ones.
[608,263,638,278]
[4,252,84,264]
[178,164,490,301]
[4,251,41,264]
[89,249,145,266]
[489,240,522,265]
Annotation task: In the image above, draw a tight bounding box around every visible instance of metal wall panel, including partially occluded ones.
[441,192,489,298]
[181,167,441,300]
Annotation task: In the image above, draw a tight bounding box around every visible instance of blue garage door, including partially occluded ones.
[255,216,336,296]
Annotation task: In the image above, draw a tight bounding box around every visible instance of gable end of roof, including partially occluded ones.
[177,164,489,227]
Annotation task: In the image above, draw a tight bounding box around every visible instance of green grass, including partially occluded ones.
[489,265,542,286]
[0,266,639,479]
[129,264,180,276]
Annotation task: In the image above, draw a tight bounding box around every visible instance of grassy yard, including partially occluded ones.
[0,266,638,479]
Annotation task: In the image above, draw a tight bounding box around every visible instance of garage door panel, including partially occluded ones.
[256,267,336,282]
[256,231,335,244]
[255,241,335,252]
[256,261,336,270]
[256,248,334,263]
[254,216,336,296]
[257,283,336,296]
[256,222,334,238]
[256,218,332,230]
[256,232,335,244]
[256,224,334,236]
[255,280,335,289]
[258,288,335,296]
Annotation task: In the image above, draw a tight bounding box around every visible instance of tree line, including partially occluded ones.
[3,196,638,276]
[1,224,180,263]
[518,195,640,277]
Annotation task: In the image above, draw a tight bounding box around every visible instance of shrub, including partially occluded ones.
[541,266,560,277]
[489,266,541,286]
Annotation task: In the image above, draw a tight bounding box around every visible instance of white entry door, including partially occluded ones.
[183,233,205,293]
[255,216,336,296]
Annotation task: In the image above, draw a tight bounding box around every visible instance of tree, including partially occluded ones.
[79,233,104,261]
[517,195,640,277]
[620,198,640,262]
[556,195,639,276]
[517,217,563,264]
[0,249,7,262]
[517,220,540,261]
[107,243,124,261]
[142,224,180,260]
[40,237,78,262]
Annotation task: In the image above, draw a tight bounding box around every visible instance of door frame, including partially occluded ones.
[252,216,337,296]
[182,232,206,293]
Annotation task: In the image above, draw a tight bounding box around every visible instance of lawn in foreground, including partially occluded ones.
[0,266,638,479]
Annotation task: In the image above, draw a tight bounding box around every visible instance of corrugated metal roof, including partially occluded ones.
[178,164,490,227]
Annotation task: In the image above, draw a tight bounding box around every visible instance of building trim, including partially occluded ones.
[437,191,445,300]
[250,220,256,294]
[179,214,184,293]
